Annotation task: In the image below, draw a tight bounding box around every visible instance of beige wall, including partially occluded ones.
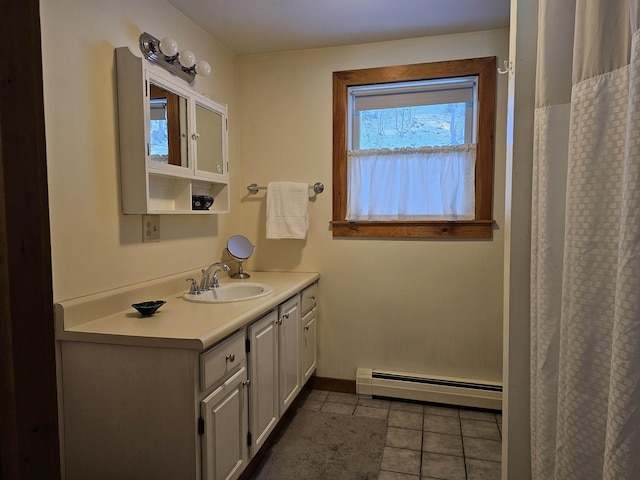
[40,0,507,384]
[237,30,509,382]
[40,0,240,302]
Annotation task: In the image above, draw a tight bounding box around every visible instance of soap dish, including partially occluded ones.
[132,300,166,317]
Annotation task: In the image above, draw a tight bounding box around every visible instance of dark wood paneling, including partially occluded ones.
[0,1,61,478]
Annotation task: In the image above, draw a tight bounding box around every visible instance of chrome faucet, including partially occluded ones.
[200,262,230,290]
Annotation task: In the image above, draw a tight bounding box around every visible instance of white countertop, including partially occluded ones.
[55,271,319,350]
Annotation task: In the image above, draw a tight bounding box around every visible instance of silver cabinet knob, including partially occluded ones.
[226,353,235,362]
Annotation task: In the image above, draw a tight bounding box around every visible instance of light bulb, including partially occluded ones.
[195,60,211,76]
[178,50,196,68]
[158,37,178,57]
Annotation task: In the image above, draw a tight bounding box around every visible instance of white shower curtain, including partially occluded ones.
[531,1,640,479]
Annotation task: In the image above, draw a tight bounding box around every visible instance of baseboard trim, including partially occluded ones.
[309,375,356,394]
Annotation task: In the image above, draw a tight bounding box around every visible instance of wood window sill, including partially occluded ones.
[331,220,494,239]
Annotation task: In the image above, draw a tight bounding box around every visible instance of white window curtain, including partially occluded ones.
[346,144,476,221]
[531,1,640,479]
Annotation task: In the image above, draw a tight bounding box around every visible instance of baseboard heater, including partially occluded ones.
[356,368,502,410]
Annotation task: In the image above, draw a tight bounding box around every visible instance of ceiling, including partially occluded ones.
[169,0,511,55]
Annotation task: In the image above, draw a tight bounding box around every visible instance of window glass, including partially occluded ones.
[356,103,468,149]
[350,78,476,149]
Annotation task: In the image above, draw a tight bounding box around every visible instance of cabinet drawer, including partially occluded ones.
[300,282,317,315]
[200,330,246,391]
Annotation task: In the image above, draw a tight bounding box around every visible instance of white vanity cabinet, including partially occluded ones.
[246,289,318,456]
[247,310,279,455]
[201,368,248,480]
[57,273,319,480]
[200,331,249,480]
[115,46,229,215]
[300,282,318,384]
[60,342,201,480]
[278,295,302,415]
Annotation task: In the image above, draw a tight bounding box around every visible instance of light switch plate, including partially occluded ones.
[142,215,160,242]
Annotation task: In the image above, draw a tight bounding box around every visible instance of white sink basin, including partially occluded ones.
[183,282,273,303]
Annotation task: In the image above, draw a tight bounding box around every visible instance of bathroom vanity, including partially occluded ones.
[55,271,318,480]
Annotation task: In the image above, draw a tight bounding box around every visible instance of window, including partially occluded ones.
[332,57,496,238]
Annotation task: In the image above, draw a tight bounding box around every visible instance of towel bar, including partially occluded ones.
[247,182,324,195]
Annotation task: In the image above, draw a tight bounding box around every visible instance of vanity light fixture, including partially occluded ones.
[138,32,211,83]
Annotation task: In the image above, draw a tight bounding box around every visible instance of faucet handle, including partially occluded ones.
[186,278,200,295]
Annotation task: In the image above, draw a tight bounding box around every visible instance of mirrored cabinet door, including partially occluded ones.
[194,103,226,178]
[148,83,189,168]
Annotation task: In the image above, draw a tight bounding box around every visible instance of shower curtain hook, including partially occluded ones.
[497,59,513,75]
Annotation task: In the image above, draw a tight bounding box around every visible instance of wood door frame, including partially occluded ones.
[0,1,61,478]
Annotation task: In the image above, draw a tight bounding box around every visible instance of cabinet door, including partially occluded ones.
[248,310,279,455]
[278,295,301,415]
[201,367,248,480]
[301,307,317,385]
[194,102,227,180]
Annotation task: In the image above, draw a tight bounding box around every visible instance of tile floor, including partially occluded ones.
[300,390,502,480]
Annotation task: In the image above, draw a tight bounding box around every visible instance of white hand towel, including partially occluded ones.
[266,182,309,239]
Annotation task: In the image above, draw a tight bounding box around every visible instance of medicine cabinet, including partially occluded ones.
[115,46,229,214]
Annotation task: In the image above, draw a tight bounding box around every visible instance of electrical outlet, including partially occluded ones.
[142,215,160,242]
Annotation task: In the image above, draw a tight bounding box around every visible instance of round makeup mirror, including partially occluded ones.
[227,235,254,279]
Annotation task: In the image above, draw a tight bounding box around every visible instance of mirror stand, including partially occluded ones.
[231,261,250,279]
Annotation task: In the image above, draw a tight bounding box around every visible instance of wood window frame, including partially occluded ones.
[332,57,496,238]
